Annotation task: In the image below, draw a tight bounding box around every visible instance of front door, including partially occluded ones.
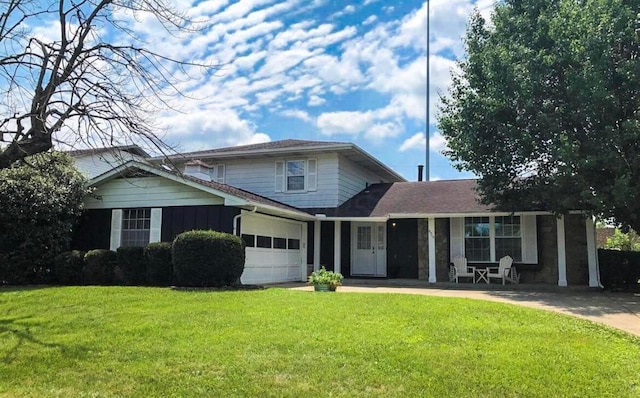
[351,222,386,276]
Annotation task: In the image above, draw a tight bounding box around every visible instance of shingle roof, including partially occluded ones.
[179,173,307,216]
[92,161,311,218]
[65,145,149,158]
[175,139,346,157]
[329,179,495,217]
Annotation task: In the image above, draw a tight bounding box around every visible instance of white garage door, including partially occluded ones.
[240,213,305,284]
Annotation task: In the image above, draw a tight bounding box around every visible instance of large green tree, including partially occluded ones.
[0,152,87,284]
[439,0,640,230]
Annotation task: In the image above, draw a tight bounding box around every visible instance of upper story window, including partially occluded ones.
[275,159,317,193]
[287,160,305,190]
[121,208,151,247]
[209,164,225,184]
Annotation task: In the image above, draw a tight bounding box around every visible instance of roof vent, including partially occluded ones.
[418,165,424,182]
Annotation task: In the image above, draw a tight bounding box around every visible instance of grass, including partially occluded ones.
[0,287,639,397]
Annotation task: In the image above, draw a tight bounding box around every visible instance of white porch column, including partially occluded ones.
[313,220,321,271]
[586,217,599,287]
[334,221,341,274]
[557,216,568,287]
[428,217,437,283]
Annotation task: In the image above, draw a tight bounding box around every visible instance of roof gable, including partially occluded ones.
[90,161,314,220]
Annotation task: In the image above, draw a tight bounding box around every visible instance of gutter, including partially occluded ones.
[233,206,257,236]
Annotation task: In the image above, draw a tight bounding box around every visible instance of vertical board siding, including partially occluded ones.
[71,209,112,250]
[160,205,240,242]
[387,219,418,278]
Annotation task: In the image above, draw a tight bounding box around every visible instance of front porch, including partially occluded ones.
[307,214,600,287]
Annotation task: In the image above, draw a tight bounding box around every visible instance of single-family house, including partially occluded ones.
[71,139,600,287]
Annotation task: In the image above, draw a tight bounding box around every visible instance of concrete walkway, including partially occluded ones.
[285,282,640,337]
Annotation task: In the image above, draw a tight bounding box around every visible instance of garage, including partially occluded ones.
[240,212,306,284]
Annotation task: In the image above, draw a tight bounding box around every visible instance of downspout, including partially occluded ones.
[594,218,604,289]
[233,206,257,236]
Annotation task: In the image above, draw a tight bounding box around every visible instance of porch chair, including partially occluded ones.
[487,256,520,285]
[451,257,475,283]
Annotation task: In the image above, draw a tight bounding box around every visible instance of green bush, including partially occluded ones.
[604,228,640,251]
[53,250,85,285]
[83,249,116,285]
[172,230,245,287]
[0,151,87,284]
[115,246,146,285]
[144,242,173,286]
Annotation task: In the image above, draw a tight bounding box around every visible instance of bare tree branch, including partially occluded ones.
[0,0,220,168]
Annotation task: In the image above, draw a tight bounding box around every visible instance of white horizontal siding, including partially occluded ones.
[176,153,341,209]
[74,152,147,179]
[84,176,224,209]
[337,155,388,205]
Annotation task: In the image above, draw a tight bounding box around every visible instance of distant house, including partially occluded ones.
[70,139,600,287]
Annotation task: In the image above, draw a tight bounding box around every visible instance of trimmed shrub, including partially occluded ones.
[144,242,173,286]
[115,246,146,285]
[53,250,85,285]
[598,249,640,291]
[83,249,116,285]
[172,230,245,287]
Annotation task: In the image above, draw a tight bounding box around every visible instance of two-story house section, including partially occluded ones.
[71,139,601,288]
[151,139,406,210]
[69,145,150,179]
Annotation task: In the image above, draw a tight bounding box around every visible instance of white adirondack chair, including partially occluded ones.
[451,257,475,283]
[487,255,519,285]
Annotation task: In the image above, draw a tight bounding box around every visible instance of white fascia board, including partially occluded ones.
[148,144,353,161]
[386,211,555,219]
[246,204,316,221]
[320,216,389,222]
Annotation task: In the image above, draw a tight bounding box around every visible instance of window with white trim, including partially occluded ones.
[464,217,490,261]
[121,208,151,247]
[495,215,522,262]
[287,160,305,191]
[209,164,225,184]
[463,216,523,262]
[275,159,317,193]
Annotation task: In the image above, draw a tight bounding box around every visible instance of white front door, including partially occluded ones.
[351,222,386,276]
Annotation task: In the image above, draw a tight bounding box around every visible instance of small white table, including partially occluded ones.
[475,268,489,284]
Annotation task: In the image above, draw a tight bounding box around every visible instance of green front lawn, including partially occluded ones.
[1,287,639,397]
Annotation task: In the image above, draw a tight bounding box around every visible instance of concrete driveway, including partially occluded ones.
[286,283,640,337]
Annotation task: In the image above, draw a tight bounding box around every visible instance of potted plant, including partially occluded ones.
[308,266,343,292]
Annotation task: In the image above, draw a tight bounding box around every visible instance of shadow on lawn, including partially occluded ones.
[0,316,67,364]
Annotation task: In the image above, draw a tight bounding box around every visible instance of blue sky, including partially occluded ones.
[51,0,494,181]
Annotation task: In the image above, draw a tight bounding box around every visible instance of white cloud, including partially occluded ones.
[399,132,426,152]
[429,131,448,153]
[281,109,312,122]
[308,95,325,106]
[363,15,377,25]
[317,111,374,136]
[399,131,448,153]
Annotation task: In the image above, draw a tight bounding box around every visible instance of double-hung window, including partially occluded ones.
[121,208,151,247]
[286,160,305,191]
[462,216,523,262]
[275,159,317,192]
[464,217,491,261]
[495,215,522,262]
